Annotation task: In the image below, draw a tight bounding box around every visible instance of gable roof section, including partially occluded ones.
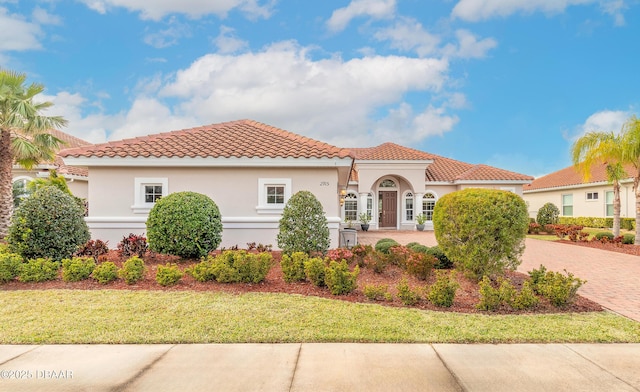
[349,143,532,183]
[59,120,352,161]
[524,162,634,192]
[49,129,91,178]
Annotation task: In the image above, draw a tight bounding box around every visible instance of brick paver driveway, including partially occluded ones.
[358,231,640,322]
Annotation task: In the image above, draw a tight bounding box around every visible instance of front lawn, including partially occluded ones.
[0,290,637,344]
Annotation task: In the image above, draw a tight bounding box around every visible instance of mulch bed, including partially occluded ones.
[0,250,602,316]
[556,239,640,256]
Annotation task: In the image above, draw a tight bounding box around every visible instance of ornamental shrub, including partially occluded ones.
[426,246,453,269]
[595,232,614,241]
[536,202,560,227]
[374,238,399,254]
[405,252,435,280]
[304,257,327,287]
[477,276,502,311]
[203,250,273,283]
[75,239,110,262]
[433,188,529,280]
[119,256,146,284]
[117,234,148,258]
[92,262,119,284]
[364,251,389,274]
[512,281,539,310]
[407,243,429,254]
[534,270,585,307]
[324,260,359,295]
[156,263,183,286]
[363,284,392,301]
[8,187,90,261]
[427,271,458,308]
[147,192,222,258]
[396,278,420,305]
[281,252,308,283]
[623,234,635,244]
[19,258,59,282]
[277,191,330,254]
[61,257,96,282]
[0,253,23,283]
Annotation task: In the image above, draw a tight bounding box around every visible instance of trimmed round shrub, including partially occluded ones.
[119,256,146,284]
[426,245,453,269]
[19,258,60,282]
[92,262,119,284]
[595,232,614,241]
[536,202,560,227]
[374,238,400,254]
[0,253,23,283]
[156,263,183,286]
[8,187,90,261]
[277,191,330,254]
[622,234,635,245]
[433,188,529,280]
[61,257,96,282]
[147,192,222,258]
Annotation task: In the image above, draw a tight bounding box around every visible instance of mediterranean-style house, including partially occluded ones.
[58,120,533,248]
[11,129,90,204]
[523,162,636,219]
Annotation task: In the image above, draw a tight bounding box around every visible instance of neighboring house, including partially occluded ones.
[523,163,636,219]
[12,129,90,204]
[59,120,533,248]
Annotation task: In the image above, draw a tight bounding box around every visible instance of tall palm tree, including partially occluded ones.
[571,131,624,237]
[0,69,67,238]
[620,116,640,244]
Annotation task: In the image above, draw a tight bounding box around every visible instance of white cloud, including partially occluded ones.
[39,91,122,144]
[213,25,248,54]
[451,0,594,22]
[78,0,276,21]
[373,17,440,57]
[143,17,191,48]
[579,109,630,136]
[326,0,396,33]
[0,6,42,51]
[442,29,497,59]
[156,41,450,145]
[600,0,627,26]
[32,7,62,25]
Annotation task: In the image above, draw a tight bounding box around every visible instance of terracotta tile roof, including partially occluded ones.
[524,162,634,192]
[59,120,352,160]
[350,143,433,160]
[49,129,91,149]
[349,143,533,182]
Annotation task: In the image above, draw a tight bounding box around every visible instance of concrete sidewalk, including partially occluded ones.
[1,344,639,391]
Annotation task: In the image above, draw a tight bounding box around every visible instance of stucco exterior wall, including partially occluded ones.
[12,168,88,199]
[85,166,343,249]
[523,183,635,219]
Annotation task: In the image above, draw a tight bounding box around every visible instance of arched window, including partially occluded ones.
[12,177,32,208]
[344,193,358,221]
[379,179,397,188]
[422,192,436,221]
[404,192,414,221]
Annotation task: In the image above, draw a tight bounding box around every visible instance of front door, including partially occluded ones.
[379,191,397,228]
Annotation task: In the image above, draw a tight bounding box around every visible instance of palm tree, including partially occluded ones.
[571,131,624,237]
[0,69,67,239]
[619,116,640,244]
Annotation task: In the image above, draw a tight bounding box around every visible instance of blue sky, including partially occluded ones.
[1,0,637,177]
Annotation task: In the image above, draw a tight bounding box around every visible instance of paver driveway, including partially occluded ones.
[358,231,640,322]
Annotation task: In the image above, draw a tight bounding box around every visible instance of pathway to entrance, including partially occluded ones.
[358,231,640,322]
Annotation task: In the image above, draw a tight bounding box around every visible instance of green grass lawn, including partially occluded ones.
[1,290,638,344]
[527,227,635,241]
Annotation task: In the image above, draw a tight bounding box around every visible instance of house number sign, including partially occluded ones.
[320,182,330,186]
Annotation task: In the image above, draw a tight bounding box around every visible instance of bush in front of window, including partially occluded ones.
[8,187,90,261]
[277,190,330,255]
[536,202,560,227]
[147,191,222,258]
[433,188,529,281]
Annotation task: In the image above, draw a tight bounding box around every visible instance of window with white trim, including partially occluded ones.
[12,177,32,207]
[422,192,436,221]
[562,194,573,216]
[605,191,614,217]
[367,193,373,217]
[257,178,292,214]
[586,192,599,201]
[343,193,358,221]
[133,178,168,214]
[404,192,414,221]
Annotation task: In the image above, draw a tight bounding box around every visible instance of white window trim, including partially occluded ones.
[342,192,359,222]
[605,191,614,217]
[402,191,414,223]
[422,192,437,222]
[257,178,292,214]
[561,193,573,216]
[132,177,168,214]
[585,192,599,202]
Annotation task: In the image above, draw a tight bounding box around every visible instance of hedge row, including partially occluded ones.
[558,217,635,231]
